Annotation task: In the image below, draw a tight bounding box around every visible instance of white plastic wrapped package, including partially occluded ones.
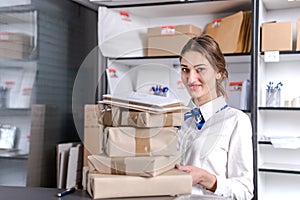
[98,7,148,57]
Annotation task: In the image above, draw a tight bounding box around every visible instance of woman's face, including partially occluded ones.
[180,50,219,106]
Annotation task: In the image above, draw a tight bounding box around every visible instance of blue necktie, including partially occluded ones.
[184,108,205,130]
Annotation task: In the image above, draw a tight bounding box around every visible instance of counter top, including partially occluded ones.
[0,186,229,200]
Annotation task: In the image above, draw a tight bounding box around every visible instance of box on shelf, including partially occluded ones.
[88,154,179,177]
[103,126,178,157]
[0,32,33,59]
[205,11,252,53]
[297,18,300,51]
[87,169,192,199]
[147,24,201,56]
[261,21,293,52]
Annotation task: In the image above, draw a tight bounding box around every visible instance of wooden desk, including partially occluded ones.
[0,186,228,200]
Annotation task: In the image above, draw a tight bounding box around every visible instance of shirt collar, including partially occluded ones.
[188,96,227,121]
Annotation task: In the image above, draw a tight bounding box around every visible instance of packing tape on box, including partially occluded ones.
[110,157,126,175]
[88,155,127,175]
[165,113,174,126]
[135,128,151,155]
[127,112,139,126]
[99,104,122,126]
[123,111,180,127]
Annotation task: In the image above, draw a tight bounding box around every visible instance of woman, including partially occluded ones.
[177,35,253,200]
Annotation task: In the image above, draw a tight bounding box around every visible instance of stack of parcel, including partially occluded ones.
[83,92,192,199]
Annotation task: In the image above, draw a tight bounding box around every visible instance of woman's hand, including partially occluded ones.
[176,165,217,192]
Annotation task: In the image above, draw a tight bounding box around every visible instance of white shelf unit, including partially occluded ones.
[0,10,38,158]
[97,0,253,110]
[108,54,251,104]
[257,0,300,199]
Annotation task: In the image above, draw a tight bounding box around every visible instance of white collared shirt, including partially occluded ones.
[178,96,253,200]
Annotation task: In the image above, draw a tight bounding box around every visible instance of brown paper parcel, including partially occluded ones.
[88,154,179,177]
[104,127,178,157]
[87,169,192,199]
[121,111,184,127]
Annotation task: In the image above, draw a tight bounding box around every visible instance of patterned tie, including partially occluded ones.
[184,108,205,130]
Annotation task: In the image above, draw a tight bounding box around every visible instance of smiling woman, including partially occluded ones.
[180,35,228,106]
[177,35,254,200]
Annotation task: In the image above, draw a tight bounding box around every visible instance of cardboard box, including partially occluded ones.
[261,21,293,51]
[297,19,300,51]
[0,32,32,59]
[99,105,184,127]
[87,169,192,199]
[104,127,178,157]
[84,105,104,166]
[121,110,184,127]
[88,154,179,177]
[147,24,201,56]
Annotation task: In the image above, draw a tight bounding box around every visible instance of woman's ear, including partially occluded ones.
[216,73,221,80]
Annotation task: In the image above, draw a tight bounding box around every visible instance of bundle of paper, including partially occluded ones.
[100,92,189,114]
[87,169,192,199]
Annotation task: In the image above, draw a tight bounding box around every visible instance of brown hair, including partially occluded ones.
[180,34,228,98]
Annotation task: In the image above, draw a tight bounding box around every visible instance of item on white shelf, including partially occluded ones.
[0,86,7,108]
[205,11,252,53]
[261,21,293,52]
[240,79,251,110]
[106,64,133,94]
[105,59,189,105]
[284,99,291,107]
[265,81,283,107]
[227,80,250,110]
[264,51,280,62]
[147,24,202,56]
[270,137,300,149]
[98,7,148,57]
[291,97,300,107]
[0,125,18,149]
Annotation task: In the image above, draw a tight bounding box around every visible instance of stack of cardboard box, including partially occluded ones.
[83,103,192,199]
